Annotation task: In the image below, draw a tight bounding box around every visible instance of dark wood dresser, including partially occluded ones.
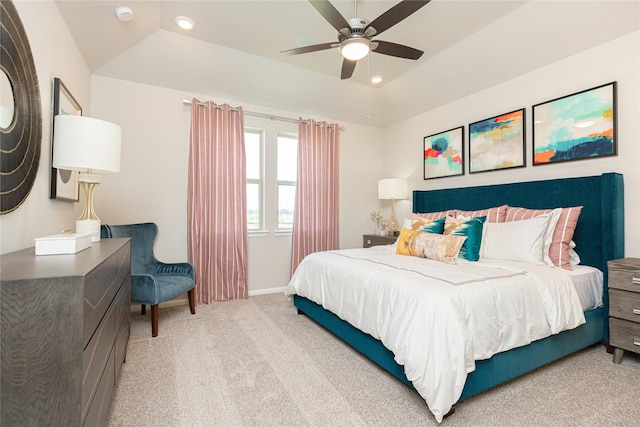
[1,238,131,425]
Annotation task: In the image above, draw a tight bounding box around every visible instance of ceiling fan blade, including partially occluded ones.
[308,0,350,33]
[366,0,430,36]
[281,42,337,56]
[341,58,357,80]
[372,40,423,60]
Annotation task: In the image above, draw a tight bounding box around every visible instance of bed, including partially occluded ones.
[286,173,624,421]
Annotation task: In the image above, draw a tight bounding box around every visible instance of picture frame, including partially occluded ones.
[50,77,82,201]
[532,82,617,166]
[469,108,525,174]
[423,126,464,180]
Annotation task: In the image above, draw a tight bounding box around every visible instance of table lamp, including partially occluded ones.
[52,115,121,242]
[378,178,408,236]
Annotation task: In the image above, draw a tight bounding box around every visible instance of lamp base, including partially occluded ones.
[76,219,101,242]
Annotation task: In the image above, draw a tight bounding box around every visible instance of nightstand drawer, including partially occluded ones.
[609,318,640,354]
[363,234,397,248]
[609,289,640,322]
[608,259,640,292]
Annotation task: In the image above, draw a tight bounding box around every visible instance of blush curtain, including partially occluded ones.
[290,118,340,276]
[188,99,248,303]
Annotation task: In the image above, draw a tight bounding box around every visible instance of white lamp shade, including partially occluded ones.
[53,115,122,173]
[378,178,408,200]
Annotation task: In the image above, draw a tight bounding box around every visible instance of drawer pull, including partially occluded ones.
[635,338,640,347]
[633,277,640,284]
[634,308,640,315]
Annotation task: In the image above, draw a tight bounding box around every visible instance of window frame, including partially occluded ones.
[245,127,265,232]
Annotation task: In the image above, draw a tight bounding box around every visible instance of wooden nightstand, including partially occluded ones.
[608,258,640,364]
[363,234,397,248]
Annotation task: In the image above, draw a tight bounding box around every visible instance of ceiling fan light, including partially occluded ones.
[340,38,370,61]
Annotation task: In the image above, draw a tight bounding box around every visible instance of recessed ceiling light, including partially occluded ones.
[175,16,196,31]
[114,6,134,22]
[370,75,383,84]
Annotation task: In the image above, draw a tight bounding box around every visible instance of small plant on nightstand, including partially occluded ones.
[370,210,388,236]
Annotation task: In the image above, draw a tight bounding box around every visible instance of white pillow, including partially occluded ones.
[480,212,558,265]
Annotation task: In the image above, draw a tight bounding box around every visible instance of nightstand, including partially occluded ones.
[608,258,640,364]
[363,234,397,248]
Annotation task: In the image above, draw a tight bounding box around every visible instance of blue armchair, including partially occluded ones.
[101,223,196,337]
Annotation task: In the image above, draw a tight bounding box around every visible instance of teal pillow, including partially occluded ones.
[444,216,486,261]
[416,216,446,234]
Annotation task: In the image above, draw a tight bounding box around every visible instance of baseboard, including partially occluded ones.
[129,286,286,311]
[248,286,286,296]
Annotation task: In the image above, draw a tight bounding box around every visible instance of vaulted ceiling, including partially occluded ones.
[55,0,640,127]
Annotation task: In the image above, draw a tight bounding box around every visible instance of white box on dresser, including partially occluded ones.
[608,258,640,364]
[34,232,91,255]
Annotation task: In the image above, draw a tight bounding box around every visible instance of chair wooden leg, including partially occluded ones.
[188,289,196,314]
[151,304,158,337]
[141,304,146,315]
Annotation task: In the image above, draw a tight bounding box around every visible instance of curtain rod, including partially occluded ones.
[182,99,344,131]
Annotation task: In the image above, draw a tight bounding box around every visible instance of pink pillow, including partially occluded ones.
[413,210,457,221]
[504,206,583,270]
[456,205,507,223]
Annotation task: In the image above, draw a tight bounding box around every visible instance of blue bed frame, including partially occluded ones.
[293,173,624,406]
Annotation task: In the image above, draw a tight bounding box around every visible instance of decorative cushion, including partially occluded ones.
[396,228,466,264]
[412,216,446,233]
[504,206,583,270]
[480,213,556,265]
[444,216,486,261]
[412,210,457,221]
[456,205,507,223]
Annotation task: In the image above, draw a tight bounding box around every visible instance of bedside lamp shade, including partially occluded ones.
[53,115,122,242]
[378,178,408,234]
[52,115,121,173]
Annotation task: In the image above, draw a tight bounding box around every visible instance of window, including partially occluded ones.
[244,125,297,233]
[245,129,263,230]
[277,133,297,229]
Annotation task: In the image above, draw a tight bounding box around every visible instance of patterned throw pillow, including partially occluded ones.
[444,216,486,261]
[456,205,507,223]
[411,216,446,234]
[412,210,457,221]
[396,228,467,264]
[504,206,583,270]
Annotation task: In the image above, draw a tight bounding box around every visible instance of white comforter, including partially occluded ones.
[284,247,586,422]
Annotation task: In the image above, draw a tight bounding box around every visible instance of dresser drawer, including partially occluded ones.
[609,318,640,354]
[609,289,640,322]
[83,348,115,427]
[84,243,131,347]
[82,301,116,421]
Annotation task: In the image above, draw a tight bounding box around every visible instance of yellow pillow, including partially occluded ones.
[396,228,467,264]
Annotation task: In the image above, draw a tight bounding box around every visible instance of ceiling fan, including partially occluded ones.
[281,0,430,80]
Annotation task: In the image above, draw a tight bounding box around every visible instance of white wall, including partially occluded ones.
[383,31,640,257]
[1,1,90,254]
[91,76,384,293]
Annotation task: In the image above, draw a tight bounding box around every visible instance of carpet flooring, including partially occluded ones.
[107,293,640,426]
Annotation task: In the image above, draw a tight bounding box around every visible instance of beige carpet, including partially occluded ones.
[108,294,640,426]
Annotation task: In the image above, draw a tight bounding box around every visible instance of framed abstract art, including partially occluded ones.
[532,82,617,165]
[469,108,525,173]
[50,77,82,201]
[423,126,464,180]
